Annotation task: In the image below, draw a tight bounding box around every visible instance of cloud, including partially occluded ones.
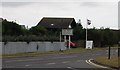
[2,2,33,7]
[2,2,118,29]
[1,0,119,2]
[118,2,120,29]
[80,2,101,7]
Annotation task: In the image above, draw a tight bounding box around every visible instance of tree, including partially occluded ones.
[2,19,23,36]
[87,28,102,47]
[29,26,47,36]
[101,28,115,46]
[72,23,84,41]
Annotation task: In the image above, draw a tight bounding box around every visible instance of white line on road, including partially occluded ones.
[47,63,56,65]
[86,59,108,68]
[62,61,70,63]
[67,67,72,68]
[25,65,30,67]
[67,67,79,70]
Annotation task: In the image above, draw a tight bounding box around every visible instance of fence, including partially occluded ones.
[1,42,66,54]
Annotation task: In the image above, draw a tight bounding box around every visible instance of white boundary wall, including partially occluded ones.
[1,42,66,54]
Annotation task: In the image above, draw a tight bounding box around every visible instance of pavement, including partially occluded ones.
[1,48,118,70]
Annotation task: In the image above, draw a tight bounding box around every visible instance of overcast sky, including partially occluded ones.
[0,0,119,29]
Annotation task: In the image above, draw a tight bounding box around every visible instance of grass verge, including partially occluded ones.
[1,47,110,57]
[94,56,119,68]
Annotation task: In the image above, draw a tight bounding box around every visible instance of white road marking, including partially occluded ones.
[86,59,108,68]
[67,67,78,70]
[47,63,56,65]
[67,67,72,69]
[25,65,30,67]
[62,61,70,63]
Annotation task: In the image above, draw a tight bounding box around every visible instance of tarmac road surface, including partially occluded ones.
[2,48,118,70]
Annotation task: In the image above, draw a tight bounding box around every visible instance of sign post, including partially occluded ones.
[62,29,73,36]
[62,29,73,49]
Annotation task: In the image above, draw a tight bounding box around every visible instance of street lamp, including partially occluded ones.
[68,25,71,49]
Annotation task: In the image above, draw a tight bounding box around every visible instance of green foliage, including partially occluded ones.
[72,23,85,40]
[72,26,118,47]
[29,26,47,35]
[2,19,23,36]
[2,19,119,47]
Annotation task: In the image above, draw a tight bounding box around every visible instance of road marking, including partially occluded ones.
[25,65,30,67]
[47,63,56,65]
[67,67,72,68]
[86,59,108,68]
[67,67,79,70]
[62,61,70,63]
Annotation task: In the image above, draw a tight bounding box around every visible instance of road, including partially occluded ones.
[2,48,118,70]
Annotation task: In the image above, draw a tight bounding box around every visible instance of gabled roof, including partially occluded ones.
[37,17,76,29]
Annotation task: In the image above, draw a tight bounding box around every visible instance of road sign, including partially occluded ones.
[62,29,73,35]
[86,41,93,49]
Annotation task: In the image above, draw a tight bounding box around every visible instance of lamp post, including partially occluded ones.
[68,25,71,49]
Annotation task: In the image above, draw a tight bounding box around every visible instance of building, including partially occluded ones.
[0,18,3,23]
[37,17,77,29]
